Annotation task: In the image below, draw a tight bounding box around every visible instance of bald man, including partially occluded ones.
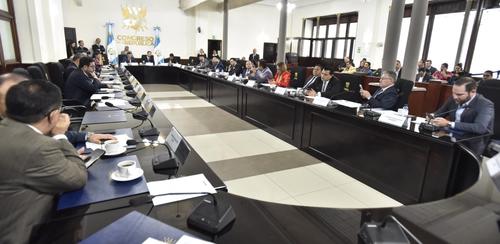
[0,73,115,145]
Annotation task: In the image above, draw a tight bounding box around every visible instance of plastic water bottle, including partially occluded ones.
[401,104,409,116]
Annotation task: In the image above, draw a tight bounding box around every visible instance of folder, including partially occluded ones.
[80,211,195,244]
[57,155,148,210]
[81,110,127,124]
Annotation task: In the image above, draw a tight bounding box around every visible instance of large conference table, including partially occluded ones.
[41,65,500,244]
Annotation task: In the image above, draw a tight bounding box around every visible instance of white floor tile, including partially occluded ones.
[185,134,240,162]
[306,163,357,186]
[338,182,402,208]
[155,99,214,109]
[250,130,296,151]
[294,187,366,208]
[275,197,302,206]
[226,175,291,202]
[148,91,196,98]
[266,167,331,197]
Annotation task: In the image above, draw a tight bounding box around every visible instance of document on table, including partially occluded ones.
[331,99,362,108]
[146,174,217,206]
[142,235,214,244]
[90,93,115,100]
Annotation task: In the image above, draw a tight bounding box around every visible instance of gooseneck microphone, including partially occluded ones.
[104,102,159,137]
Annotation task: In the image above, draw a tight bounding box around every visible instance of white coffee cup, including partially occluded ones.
[104,140,122,154]
[117,160,136,177]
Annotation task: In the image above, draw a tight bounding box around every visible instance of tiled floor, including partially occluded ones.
[144,85,403,208]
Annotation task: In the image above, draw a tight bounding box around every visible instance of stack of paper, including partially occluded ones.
[146,174,217,206]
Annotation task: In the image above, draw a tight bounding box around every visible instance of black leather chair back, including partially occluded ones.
[12,68,31,78]
[27,66,46,80]
[333,73,363,103]
[47,62,65,91]
[58,59,72,69]
[33,62,49,80]
[267,64,277,76]
[393,78,414,110]
[478,80,500,139]
[289,66,306,88]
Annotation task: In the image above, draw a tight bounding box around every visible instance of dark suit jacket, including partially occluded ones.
[66,131,87,146]
[91,44,105,54]
[227,64,242,76]
[367,85,398,109]
[249,53,259,64]
[0,119,86,244]
[142,55,155,63]
[63,62,78,82]
[434,94,494,135]
[64,69,106,106]
[75,46,90,55]
[303,75,319,90]
[211,62,225,72]
[311,76,343,99]
[434,94,494,155]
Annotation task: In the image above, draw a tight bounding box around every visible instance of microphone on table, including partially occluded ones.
[129,192,236,235]
[419,107,460,133]
[104,102,159,137]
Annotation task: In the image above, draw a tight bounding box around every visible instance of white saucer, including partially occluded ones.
[111,168,144,181]
[105,147,127,156]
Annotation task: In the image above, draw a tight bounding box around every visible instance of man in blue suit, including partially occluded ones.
[64,56,108,106]
[360,70,398,109]
[432,77,494,155]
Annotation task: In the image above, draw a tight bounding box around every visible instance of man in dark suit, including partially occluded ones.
[306,66,343,98]
[360,70,398,109]
[142,51,155,63]
[0,80,87,244]
[302,64,322,90]
[432,77,494,155]
[425,60,438,76]
[64,56,108,106]
[63,53,85,82]
[75,40,90,55]
[227,58,242,76]
[211,56,225,72]
[249,48,259,65]
[91,38,105,55]
[197,55,210,69]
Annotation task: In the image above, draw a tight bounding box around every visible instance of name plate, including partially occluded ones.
[228,75,236,82]
[312,96,330,107]
[191,67,195,71]
[208,71,214,76]
[165,127,183,151]
[378,113,407,127]
[246,80,256,87]
[274,87,287,95]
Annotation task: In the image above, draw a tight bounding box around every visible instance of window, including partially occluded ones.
[328,24,337,37]
[397,17,428,64]
[318,25,327,38]
[334,39,345,59]
[470,8,500,74]
[324,40,333,58]
[348,23,357,37]
[0,0,20,70]
[338,23,347,38]
[427,12,468,70]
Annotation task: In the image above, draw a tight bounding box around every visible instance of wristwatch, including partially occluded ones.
[86,132,94,141]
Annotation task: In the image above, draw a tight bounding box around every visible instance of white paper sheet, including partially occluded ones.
[147,174,217,206]
[90,93,115,100]
[176,235,214,244]
[331,99,362,108]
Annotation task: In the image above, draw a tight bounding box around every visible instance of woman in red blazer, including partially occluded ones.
[271,62,291,87]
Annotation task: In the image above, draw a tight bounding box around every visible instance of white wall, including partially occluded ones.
[61,0,196,58]
[194,1,222,55]
[290,0,392,68]
[227,3,280,59]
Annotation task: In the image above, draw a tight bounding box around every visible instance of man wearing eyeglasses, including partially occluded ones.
[0,80,87,244]
[360,70,398,110]
[64,56,108,106]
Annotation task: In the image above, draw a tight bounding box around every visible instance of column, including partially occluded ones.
[276,0,287,63]
[381,0,405,72]
[454,0,473,65]
[401,0,429,81]
[222,0,228,60]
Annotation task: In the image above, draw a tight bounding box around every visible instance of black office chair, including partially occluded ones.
[46,62,65,91]
[393,78,414,110]
[268,64,277,76]
[12,68,32,78]
[33,62,50,80]
[27,66,46,80]
[478,80,500,140]
[188,56,198,65]
[58,59,72,69]
[333,73,364,103]
[289,66,306,88]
